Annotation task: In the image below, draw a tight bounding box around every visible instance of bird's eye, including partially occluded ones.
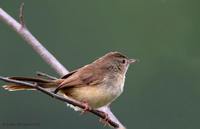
[122,59,126,64]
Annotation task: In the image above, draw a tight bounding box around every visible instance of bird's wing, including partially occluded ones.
[54,65,103,93]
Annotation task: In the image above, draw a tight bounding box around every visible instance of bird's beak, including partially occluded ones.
[128,59,138,64]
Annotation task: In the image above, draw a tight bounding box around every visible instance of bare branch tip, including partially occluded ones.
[19,2,25,28]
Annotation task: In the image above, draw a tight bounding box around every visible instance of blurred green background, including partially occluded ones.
[0,0,200,129]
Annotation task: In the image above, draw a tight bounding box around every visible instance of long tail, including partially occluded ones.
[2,77,61,91]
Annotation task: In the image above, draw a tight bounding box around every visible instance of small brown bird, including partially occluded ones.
[2,52,136,109]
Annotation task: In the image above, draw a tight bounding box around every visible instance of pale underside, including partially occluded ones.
[61,74,125,110]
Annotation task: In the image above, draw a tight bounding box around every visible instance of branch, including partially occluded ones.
[0,4,126,129]
[0,6,68,76]
[0,76,118,128]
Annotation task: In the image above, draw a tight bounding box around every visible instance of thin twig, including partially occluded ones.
[19,3,25,28]
[0,4,126,129]
[0,76,119,128]
[36,71,58,80]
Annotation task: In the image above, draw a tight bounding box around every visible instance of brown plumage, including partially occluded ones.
[2,52,136,109]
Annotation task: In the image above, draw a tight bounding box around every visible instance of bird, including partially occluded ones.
[2,51,136,110]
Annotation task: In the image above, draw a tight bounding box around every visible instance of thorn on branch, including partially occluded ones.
[19,2,25,28]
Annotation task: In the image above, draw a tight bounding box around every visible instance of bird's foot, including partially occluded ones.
[98,111,109,127]
[80,101,91,115]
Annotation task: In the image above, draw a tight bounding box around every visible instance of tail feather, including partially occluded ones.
[2,84,35,91]
[9,77,52,83]
[2,76,62,91]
